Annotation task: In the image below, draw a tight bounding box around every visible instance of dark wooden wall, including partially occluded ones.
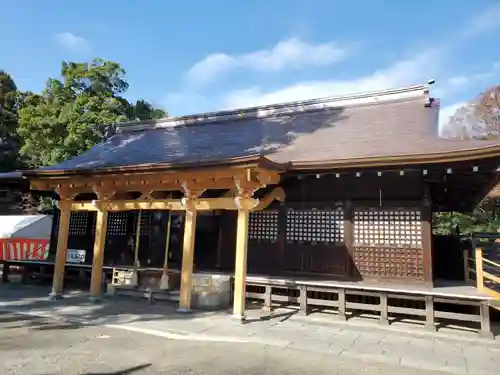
[219,172,432,284]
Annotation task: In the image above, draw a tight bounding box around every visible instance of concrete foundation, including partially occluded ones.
[191,273,232,309]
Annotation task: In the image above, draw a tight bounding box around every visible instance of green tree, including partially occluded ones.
[0,70,21,171]
[437,84,500,235]
[130,99,166,120]
[18,59,133,167]
[434,208,500,237]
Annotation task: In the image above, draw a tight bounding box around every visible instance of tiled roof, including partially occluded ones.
[34,84,500,173]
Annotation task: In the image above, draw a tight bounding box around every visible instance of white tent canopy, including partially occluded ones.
[0,215,53,241]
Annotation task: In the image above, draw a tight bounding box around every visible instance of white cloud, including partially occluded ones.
[433,61,500,99]
[54,32,91,53]
[462,3,500,38]
[186,38,351,85]
[163,3,500,116]
[222,51,438,109]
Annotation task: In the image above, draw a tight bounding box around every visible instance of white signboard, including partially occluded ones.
[66,249,86,263]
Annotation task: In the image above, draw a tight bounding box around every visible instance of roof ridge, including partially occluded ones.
[117,83,430,133]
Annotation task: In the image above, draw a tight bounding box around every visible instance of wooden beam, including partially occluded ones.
[31,166,279,193]
[251,187,285,211]
[89,209,109,300]
[254,169,281,185]
[49,200,71,299]
[71,197,260,212]
[178,200,197,311]
[232,206,250,320]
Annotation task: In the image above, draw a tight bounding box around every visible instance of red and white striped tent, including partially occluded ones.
[0,215,52,261]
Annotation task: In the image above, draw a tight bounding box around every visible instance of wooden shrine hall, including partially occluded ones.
[22,84,500,324]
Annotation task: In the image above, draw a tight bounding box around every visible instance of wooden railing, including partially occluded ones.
[467,234,500,300]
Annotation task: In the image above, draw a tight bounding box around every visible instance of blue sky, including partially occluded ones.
[2,1,500,129]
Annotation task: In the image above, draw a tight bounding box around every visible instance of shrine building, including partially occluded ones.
[21,84,500,326]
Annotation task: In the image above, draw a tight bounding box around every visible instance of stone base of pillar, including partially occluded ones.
[130,270,138,287]
[231,313,246,321]
[106,283,116,296]
[48,292,64,301]
[88,295,101,303]
[176,307,192,313]
[159,273,169,290]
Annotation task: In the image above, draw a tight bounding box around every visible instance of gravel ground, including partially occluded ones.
[0,312,456,375]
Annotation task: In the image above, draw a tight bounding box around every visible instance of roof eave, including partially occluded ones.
[287,144,500,170]
[22,155,288,179]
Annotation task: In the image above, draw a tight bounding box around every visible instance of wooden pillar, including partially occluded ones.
[463,249,469,282]
[89,209,109,301]
[131,210,142,286]
[476,247,484,291]
[422,184,434,285]
[49,199,72,299]
[344,199,355,277]
[178,201,197,311]
[160,211,172,290]
[215,211,223,268]
[232,208,250,320]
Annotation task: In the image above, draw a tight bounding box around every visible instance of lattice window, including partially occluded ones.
[249,210,279,242]
[69,212,89,236]
[354,247,423,278]
[107,212,128,236]
[353,209,422,247]
[139,211,154,235]
[286,209,344,243]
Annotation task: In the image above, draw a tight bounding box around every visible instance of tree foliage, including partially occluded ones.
[443,84,500,140]
[129,99,167,121]
[0,70,21,171]
[438,84,500,235]
[0,59,165,214]
[475,84,500,138]
[17,58,165,167]
[434,201,500,237]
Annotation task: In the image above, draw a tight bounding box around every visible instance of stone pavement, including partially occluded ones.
[1,284,499,375]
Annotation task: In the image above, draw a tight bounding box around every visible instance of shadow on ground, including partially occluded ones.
[79,363,152,375]
[0,283,227,330]
[1,283,500,342]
